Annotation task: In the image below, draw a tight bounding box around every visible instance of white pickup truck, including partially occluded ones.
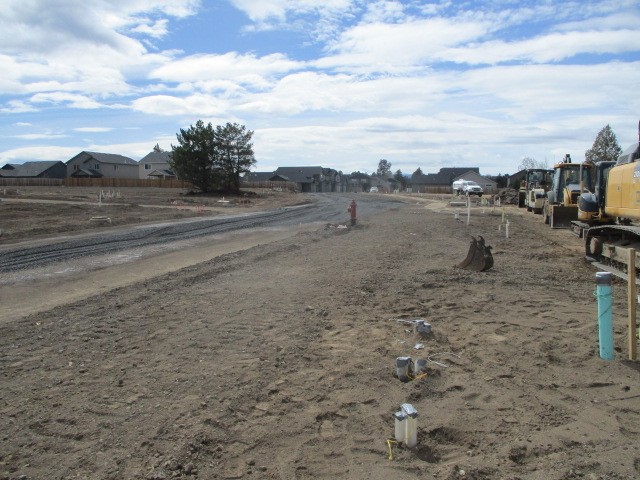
[452,179,483,197]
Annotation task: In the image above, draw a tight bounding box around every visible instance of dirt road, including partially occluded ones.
[1,192,639,480]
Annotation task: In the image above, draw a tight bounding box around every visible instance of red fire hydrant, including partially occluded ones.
[348,199,357,226]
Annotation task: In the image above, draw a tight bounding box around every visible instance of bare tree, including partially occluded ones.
[518,157,548,170]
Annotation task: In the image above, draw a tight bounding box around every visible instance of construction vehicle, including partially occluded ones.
[518,168,553,214]
[542,154,595,229]
[569,160,616,237]
[579,125,640,277]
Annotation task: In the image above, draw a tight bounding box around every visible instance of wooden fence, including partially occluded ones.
[0,178,63,187]
[0,177,192,189]
[242,181,298,192]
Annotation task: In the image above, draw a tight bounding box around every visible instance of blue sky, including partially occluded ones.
[1,0,639,175]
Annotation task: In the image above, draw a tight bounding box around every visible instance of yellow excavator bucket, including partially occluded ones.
[550,206,578,229]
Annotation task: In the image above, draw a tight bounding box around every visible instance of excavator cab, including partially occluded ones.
[520,168,553,213]
[544,156,595,228]
[577,161,615,222]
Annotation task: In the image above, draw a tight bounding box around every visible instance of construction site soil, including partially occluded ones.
[1,187,639,480]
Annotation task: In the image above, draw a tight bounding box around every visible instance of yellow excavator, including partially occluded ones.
[569,160,616,237]
[581,122,640,277]
[542,154,595,228]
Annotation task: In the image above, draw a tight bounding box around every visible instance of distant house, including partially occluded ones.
[0,161,67,178]
[66,151,138,179]
[346,172,371,192]
[139,150,176,180]
[508,170,527,189]
[273,166,344,192]
[408,167,498,193]
[408,167,478,192]
[320,167,346,192]
[243,171,280,183]
[273,166,321,192]
[369,175,400,193]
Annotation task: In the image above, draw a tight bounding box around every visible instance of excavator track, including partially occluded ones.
[584,225,640,280]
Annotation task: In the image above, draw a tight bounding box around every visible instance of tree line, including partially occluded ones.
[168,121,623,193]
[378,124,624,190]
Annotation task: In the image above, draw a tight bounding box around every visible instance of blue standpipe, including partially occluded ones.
[595,272,614,360]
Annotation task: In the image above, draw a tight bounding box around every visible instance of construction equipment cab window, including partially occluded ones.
[552,166,593,195]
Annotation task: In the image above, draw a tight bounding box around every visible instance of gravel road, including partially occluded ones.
[0,193,402,273]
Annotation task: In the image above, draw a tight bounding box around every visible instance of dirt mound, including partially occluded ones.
[495,188,519,205]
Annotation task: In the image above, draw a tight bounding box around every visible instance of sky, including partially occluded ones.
[1,0,639,176]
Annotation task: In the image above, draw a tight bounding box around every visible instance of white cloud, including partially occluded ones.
[13,133,67,140]
[0,146,79,165]
[0,1,187,106]
[441,29,640,65]
[0,100,38,113]
[30,92,105,110]
[361,0,406,23]
[229,0,356,42]
[457,61,640,116]
[74,127,115,133]
[555,11,640,32]
[317,12,640,72]
[131,18,169,38]
[229,0,354,22]
[317,18,489,72]
[131,94,230,116]
[150,52,303,88]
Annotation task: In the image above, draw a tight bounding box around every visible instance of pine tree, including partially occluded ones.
[169,120,218,192]
[215,123,256,193]
[585,125,622,163]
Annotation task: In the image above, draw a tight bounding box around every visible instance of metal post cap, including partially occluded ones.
[595,271,612,285]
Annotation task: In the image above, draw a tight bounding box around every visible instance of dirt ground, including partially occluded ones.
[1,188,639,480]
[0,186,308,245]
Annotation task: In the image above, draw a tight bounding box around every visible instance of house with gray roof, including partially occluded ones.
[453,171,497,193]
[139,150,176,180]
[273,166,345,192]
[66,151,139,179]
[408,167,496,193]
[243,171,279,183]
[274,166,323,192]
[369,175,400,193]
[0,161,67,178]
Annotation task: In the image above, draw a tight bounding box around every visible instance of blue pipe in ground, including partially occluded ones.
[595,272,614,360]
